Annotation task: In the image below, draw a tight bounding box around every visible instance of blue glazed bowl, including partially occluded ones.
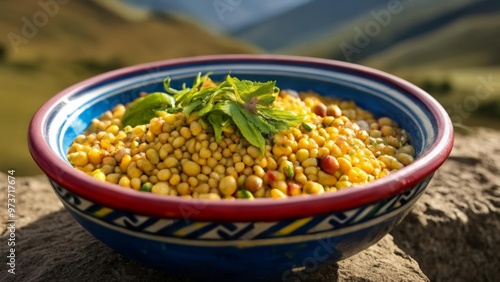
[29,55,453,281]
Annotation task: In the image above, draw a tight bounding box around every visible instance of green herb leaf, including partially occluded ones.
[301,122,316,132]
[227,75,277,104]
[122,92,174,127]
[257,94,277,106]
[207,112,224,144]
[258,107,304,131]
[238,106,276,135]
[225,102,266,152]
[122,73,304,152]
[182,100,203,116]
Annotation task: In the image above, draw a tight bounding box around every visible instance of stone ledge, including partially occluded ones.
[391,128,500,281]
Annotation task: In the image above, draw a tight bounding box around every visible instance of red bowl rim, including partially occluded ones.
[28,54,454,222]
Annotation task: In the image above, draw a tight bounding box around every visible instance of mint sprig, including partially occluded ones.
[122,73,304,152]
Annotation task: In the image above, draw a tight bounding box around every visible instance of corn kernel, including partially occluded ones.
[152,182,170,195]
[91,169,106,182]
[131,177,141,190]
[68,152,88,167]
[169,174,181,186]
[120,155,132,172]
[106,173,120,184]
[318,171,337,186]
[397,153,415,166]
[118,176,131,188]
[145,149,159,165]
[337,157,352,173]
[270,188,287,199]
[88,149,102,165]
[303,181,324,194]
[219,176,237,196]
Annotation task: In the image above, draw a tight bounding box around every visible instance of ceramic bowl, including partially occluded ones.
[29,55,453,281]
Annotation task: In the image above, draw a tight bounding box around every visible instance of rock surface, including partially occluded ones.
[3,128,499,281]
[391,128,500,281]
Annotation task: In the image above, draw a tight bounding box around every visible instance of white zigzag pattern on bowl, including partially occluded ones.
[51,181,425,240]
[374,186,421,217]
[305,182,425,235]
[307,209,359,233]
[198,222,276,240]
[54,184,94,210]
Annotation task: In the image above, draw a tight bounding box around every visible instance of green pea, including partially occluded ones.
[140,182,153,192]
[285,164,294,179]
[236,189,254,199]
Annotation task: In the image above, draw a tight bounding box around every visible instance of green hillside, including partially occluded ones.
[0,1,256,176]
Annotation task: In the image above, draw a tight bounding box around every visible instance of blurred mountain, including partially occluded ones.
[123,0,500,71]
[360,10,500,70]
[285,0,500,69]
[359,0,500,71]
[124,0,389,51]
[231,0,387,51]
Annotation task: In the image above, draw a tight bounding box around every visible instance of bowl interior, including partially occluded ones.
[48,60,435,162]
[31,55,452,222]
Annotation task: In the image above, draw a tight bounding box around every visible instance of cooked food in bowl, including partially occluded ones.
[67,73,415,199]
